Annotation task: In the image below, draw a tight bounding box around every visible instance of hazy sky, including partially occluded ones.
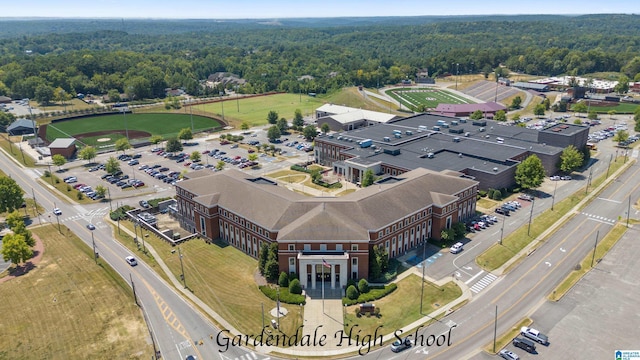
[2,0,637,19]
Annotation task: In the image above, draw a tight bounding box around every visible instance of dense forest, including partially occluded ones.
[0,14,639,102]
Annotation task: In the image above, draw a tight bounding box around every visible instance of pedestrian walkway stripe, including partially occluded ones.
[581,212,616,224]
[470,273,497,294]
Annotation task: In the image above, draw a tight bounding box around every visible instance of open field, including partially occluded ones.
[343,275,461,339]
[385,88,474,112]
[571,101,639,114]
[0,225,153,359]
[200,93,325,128]
[32,98,100,112]
[44,113,223,148]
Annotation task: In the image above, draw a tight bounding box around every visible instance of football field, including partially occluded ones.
[386,88,475,111]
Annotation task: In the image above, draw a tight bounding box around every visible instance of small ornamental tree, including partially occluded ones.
[358,279,370,294]
[346,285,359,300]
[278,271,289,287]
[289,279,302,295]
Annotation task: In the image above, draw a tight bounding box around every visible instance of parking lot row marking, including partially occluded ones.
[469,273,497,294]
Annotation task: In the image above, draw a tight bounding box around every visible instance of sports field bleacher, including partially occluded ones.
[463,80,523,103]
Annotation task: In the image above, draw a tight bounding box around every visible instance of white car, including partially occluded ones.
[53,208,62,216]
[125,256,138,266]
[450,242,464,254]
[499,349,519,360]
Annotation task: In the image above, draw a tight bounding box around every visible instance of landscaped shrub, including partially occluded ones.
[347,278,357,290]
[278,272,289,288]
[478,190,487,197]
[346,285,359,300]
[259,285,305,305]
[289,279,302,295]
[290,164,311,173]
[342,283,398,306]
[358,279,370,294]
[76,192,84,200]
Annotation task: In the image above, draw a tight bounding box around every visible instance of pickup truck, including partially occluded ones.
[520,326,549,345]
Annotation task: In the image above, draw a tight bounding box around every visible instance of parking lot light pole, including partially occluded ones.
[91,231,98,264]
[527,198,535,236]
[552,181,558,210]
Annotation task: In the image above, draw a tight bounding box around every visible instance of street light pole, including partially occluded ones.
[53,202,61,233]
[122,108,129,141]
[590,230,599,268]
[420,243,426,314]
[189,99,194,132]
[219,92,225,122]
[455,63,459,90]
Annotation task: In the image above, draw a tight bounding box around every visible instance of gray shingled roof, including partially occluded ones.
[177,168,476,239]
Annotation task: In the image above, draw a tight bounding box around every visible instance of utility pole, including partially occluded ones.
[31,188,41,226]
[552,180,558,210]
[455,63,459,90]
[220,92,225,122]
[47,162,53,185]
[585,167,593,194]
[591,230,599,268]
[130,273,138,306]
[91,232,98,264]
[178,247,186,288]
[499,212,505,245]
[107,187,113,212]
[493,305,498,353]
[527,198,535,236]
[606,154,613,178]
[627,196,631,228]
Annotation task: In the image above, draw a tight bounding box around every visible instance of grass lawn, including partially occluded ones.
[571,101,639,114]
[343,275,461,339]
[45,113,223,147]
[41,173,98,205]
[0,225,153,359]
[201,93,325,128]
[122,232,303,338]
[0,136,37,167]
[476,197,498,211]
[477,157,627,271]
[32,98,99,112]
[549,223,627,301]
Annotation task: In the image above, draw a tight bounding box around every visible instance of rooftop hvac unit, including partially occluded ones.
[493,167,499,172]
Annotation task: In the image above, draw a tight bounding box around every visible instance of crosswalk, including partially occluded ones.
[469,273,497,294]
[48,206,110,225]
[581,212,616,224]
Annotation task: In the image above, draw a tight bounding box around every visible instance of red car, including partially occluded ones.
[73,183,87,189]
[184,162,192,167]
[202,150,210,154]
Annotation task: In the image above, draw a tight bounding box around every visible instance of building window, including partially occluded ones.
[320,244,327,251]
[288,244,295,251]
[304,244,311,251]
[289,258,295,266]
[351,244,358,251]
[378,231,383,237]
[200,217,206,236]
[336,244,343,251]
[446,216,452,229]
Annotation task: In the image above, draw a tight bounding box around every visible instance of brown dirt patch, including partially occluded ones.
[74,130,151,140]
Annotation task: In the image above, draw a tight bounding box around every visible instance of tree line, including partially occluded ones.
[1,15,640,103]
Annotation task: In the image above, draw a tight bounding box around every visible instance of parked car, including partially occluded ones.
[520,326,549,345]
[499,349,519,360]
[495,207,510,216]
[518,194,533,202]
[128,159,139,166]
[53,208,62,216]
[450,242,464,254]
[63,176,77,183]
[139,164,149,170]
[139,200,150,208]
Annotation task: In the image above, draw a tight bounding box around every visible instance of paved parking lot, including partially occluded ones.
[50,129,315,205]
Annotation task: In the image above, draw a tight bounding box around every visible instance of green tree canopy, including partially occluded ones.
[321,123,331,134]
[293,109,304,127]
[105,156,120,175]
[34,84,54,105]
[215,160,226,171]
[302,125,317,140]
[494,110,506,122]
[470,110,484,120]
[267,125,281,141]
[534,104,546,117]
[267,110,279,124]
[613,129,629,144]
[614,75,630,94]
[1,233,33,266]
[114,138,131,153]
[240,122,250,131]
[165,137,183,153]
[276,118,288,133]
[190,151,201,162]
[178,128,193,141]
[515,154,545,190]
[78,146,97,163]
[510,96,522,109]
[94,185,107,199]
[361,169,375,187]
[0,177,24,213]
[559,145,584,174]
[149,135,164,144]
[572,102,588,114]
[51,154,66,170]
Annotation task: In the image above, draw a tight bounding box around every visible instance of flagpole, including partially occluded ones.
[322,262,325,313]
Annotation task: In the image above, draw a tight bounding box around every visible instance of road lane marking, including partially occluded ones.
[597,197,622,203]
[465,270,485,285]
